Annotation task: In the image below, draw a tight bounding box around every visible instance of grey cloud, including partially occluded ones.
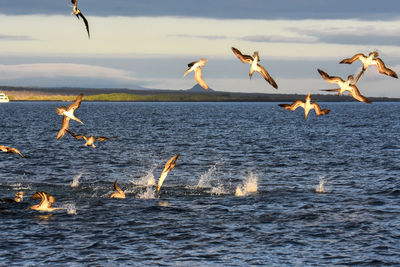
[1,0,400,20]
[241,35,317,44]
[169,34,230,40]
[0,34,34,41]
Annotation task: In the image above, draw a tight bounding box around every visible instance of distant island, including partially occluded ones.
[1,84,399,102]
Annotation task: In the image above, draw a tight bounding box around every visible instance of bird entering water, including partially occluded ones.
[2,191,24,203]
[109,179,126,199]
[157,154,180,193]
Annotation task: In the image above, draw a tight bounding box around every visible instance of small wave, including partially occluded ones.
[235,171,258,197]
[70,172,83,188]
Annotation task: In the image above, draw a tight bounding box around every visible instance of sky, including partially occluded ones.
[0,0,400,97]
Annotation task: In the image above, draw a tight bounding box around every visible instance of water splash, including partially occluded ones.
[131,167,156,187]
[70,172,83,188]
[137,187,156,199]
[316,176,328,193]
[62,203,77,215]
[197,164,217,188]
[235,171,258,197]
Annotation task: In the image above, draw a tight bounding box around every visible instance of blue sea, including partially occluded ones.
[0,101,399,266]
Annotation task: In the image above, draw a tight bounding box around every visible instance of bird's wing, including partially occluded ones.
[183,61,197,77]
[57,116,70,140]
[257,64,278,89]
[194,67,209,90]
[231,47,253,64]
[311,103,330,116]
[157,154,180,193]
[113,179,124,194]
[96,136,110,141]
[375,58,398,78]
[317,69,344,85]
[339,53,365,64]
[67,94,83,111]
[349,85,371,104]
[10,147,24,158]
[78,13,90,38]
[279,100,304,111]
[66,130,86,140]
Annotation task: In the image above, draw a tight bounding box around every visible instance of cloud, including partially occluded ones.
[0,34,34,41]
[241,34,317,44]
[0,63,137,82]
[169,34,230,40]
[1,0,400,20]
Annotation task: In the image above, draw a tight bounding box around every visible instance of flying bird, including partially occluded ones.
[66,130,112,148]
[28,191,62,212]
[2,191,24,203]
[157,154,180,193]
[318,69,371,104]
[279,93,330,118]
[109,179,126,199]
[71,0,90,38]
[56,94,84,140]
[0,145,24,158]
[231,47,278,89]
[340,51,398,84]
[183,58,209,90]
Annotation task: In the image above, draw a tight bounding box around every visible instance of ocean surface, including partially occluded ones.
[0,101,399,266]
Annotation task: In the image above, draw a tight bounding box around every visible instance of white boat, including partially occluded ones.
[0,92,9,103]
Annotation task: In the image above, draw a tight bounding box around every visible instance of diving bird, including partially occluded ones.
[183,58,209,90]
[2,191,24,203]
[279,93,330,118]
[0,145,24,158]
[231,47,278,89]
[340,51,398,84]
[28,191,62,212]
[56,94,84,140]
[318,69,371,104]
[109,179,126,199]
[71,0,90,38]
[157,154,180,193]
[66,130,111,148]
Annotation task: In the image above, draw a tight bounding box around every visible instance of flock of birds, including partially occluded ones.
[1,1,399,212]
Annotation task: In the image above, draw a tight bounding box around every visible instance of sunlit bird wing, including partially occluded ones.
[157,154,180,193]
[258,64,278,89]
[194,67,208,90]
[57,116,70,140]
[231,47,253,64]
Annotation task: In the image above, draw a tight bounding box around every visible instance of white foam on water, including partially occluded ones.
[197,164,217,188]
[62,203,77,215]
[70,172,83,188]
[137,187,156,199]
[235,171,259,197]
[131,166,156,187]
[315,175,329,193]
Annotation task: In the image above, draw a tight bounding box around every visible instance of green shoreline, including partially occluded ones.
[6,92,400,102]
